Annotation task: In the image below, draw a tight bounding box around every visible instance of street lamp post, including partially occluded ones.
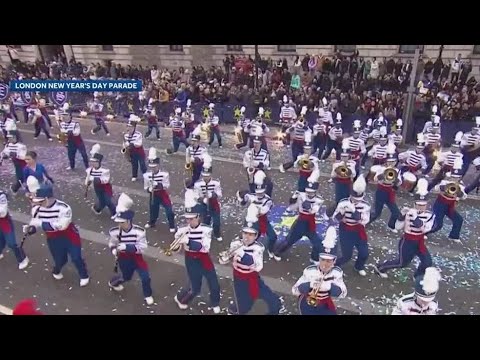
[402,46,421,145]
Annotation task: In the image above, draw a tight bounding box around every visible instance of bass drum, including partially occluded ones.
[401,171,417,192]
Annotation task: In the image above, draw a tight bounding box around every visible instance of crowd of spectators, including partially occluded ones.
[1,49,480,123]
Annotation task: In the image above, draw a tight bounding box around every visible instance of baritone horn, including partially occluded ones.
[383,168,398,183]
[56,132,68,145]
[445,182,460,197]
[299,157,311,170]
[335,164,351,178]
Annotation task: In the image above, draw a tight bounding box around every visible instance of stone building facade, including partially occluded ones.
[1,45,480,77]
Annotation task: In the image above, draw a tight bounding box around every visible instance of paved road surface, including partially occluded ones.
[0,117,479,315]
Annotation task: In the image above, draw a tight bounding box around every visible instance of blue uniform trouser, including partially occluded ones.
[208,127,222,146]
[465,174,480,194]
[149,195,175,229]
[312,135,327,159]
[291,140,304,160]
[47,237,88,279]
[172,134,189,152]
[249,180,273,197]
[428,200,463,240]
[0,218,26,263]
[11,163,25,193]
[276,218,321,262]
[67,141,89,169]
[361,144,374,166]
[145,124,160,139]
[336,224,369,271]
[369,188,400,229]
[298,175,308,192]
[377,237,432,277]
[249,136,267,151]
[177,256,220,307]
[130,152,147,178]
[110,257,152,297]
[322,139,341,161]
[92,117,110,134]
[191,165,202,184]
[334,180,351,205]
[230,276,281,315]
[94,188,116,216]
[34,120,52,139]
[200,204,221,238]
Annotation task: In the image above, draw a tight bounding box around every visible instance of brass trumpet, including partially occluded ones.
[163,231,189,256]
[306,275,325,307]
[335,164,352,178]
[57,132,68,145]
[185,161,193,177]
[121,146,131,162]
[218,242,244,264]
[299,158,311,170]
[383,168,398,183]
[444,182,460,197]
[235,126,243,145]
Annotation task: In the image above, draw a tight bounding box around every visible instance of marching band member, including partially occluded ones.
[321,113,343,161]
[459,117,480,175]
[89,98,110,135]
[173,191,221,314]
[292,226,347,315]
[31,108,53,141]
[275,169,324,264]
[389,119,403,148]
[183,100,197,139]
[248,108,269,151]
[219,204,283,315]
[185,127,207,184]
[235,106,250,150]
[367,126,390,169]
[345,120,366,177]
[144,106,161,140]
[1,100,18,124]
[422,105,441,134]
[123,115,147,182]
[243,136,273,197]
[0,189,29,269]
[359,118,373,168]
[22,151,54,186]
[332,175,371,276]
[85,144,116,217]
[429,131,463,190]
[280,132,319,193]
[391,267,440,315]
[368,141,402,232]
[37,98,53,127]
[194,154,223,241]
[1,124,27,194]
[167,107,189,154]
[143,147,175,232]
[428,158,466,242]
[108,193,154,305]
[465,157,480,194]
[373,115,388,131]
[398,133,427,194]
[286,106,310,160]
[206,103,222,148]
[422,116,442,175]
[237,171,279,261]
[311,108,330,159]
[279,96,296,147]
[331,140,356,205]
[374,178,435,278]
[59,105,89,170]
[22,181,89,286]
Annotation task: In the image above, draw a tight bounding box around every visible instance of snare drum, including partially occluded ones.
[401,171,417,192]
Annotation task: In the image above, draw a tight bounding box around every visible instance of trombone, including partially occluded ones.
[218,241,244,264]
[163,231,189,256]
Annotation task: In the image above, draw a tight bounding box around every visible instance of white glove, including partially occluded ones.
[320,281,332,292]
[123,141,129,148]
[401,207,410,216]
[22,225,30,234]
[117,243,127,251]
[203,197,208,204]
[148,186,153,193]
[111,248,117,257]
[253,160,259,167]
[151,181,158,187]
[29,218,42,228]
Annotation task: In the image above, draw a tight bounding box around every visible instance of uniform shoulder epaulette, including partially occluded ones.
[108,226,119,235]
[338,197,350,204]
[332,266,343,274]
[304,265,318,274]
[133,224,145,232]
[56,200,69,208]
[253,241,265,250]
[200,223,212,228]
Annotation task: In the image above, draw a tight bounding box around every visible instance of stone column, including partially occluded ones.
[63,45,75,61]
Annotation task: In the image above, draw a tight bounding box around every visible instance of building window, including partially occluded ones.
[473,45,480,54]
[170,45,184,52]
[101,45,114,51]
[227,45,243,52]
[277,45,296,52]
[399,45,425,54]
[335,45,357,53]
